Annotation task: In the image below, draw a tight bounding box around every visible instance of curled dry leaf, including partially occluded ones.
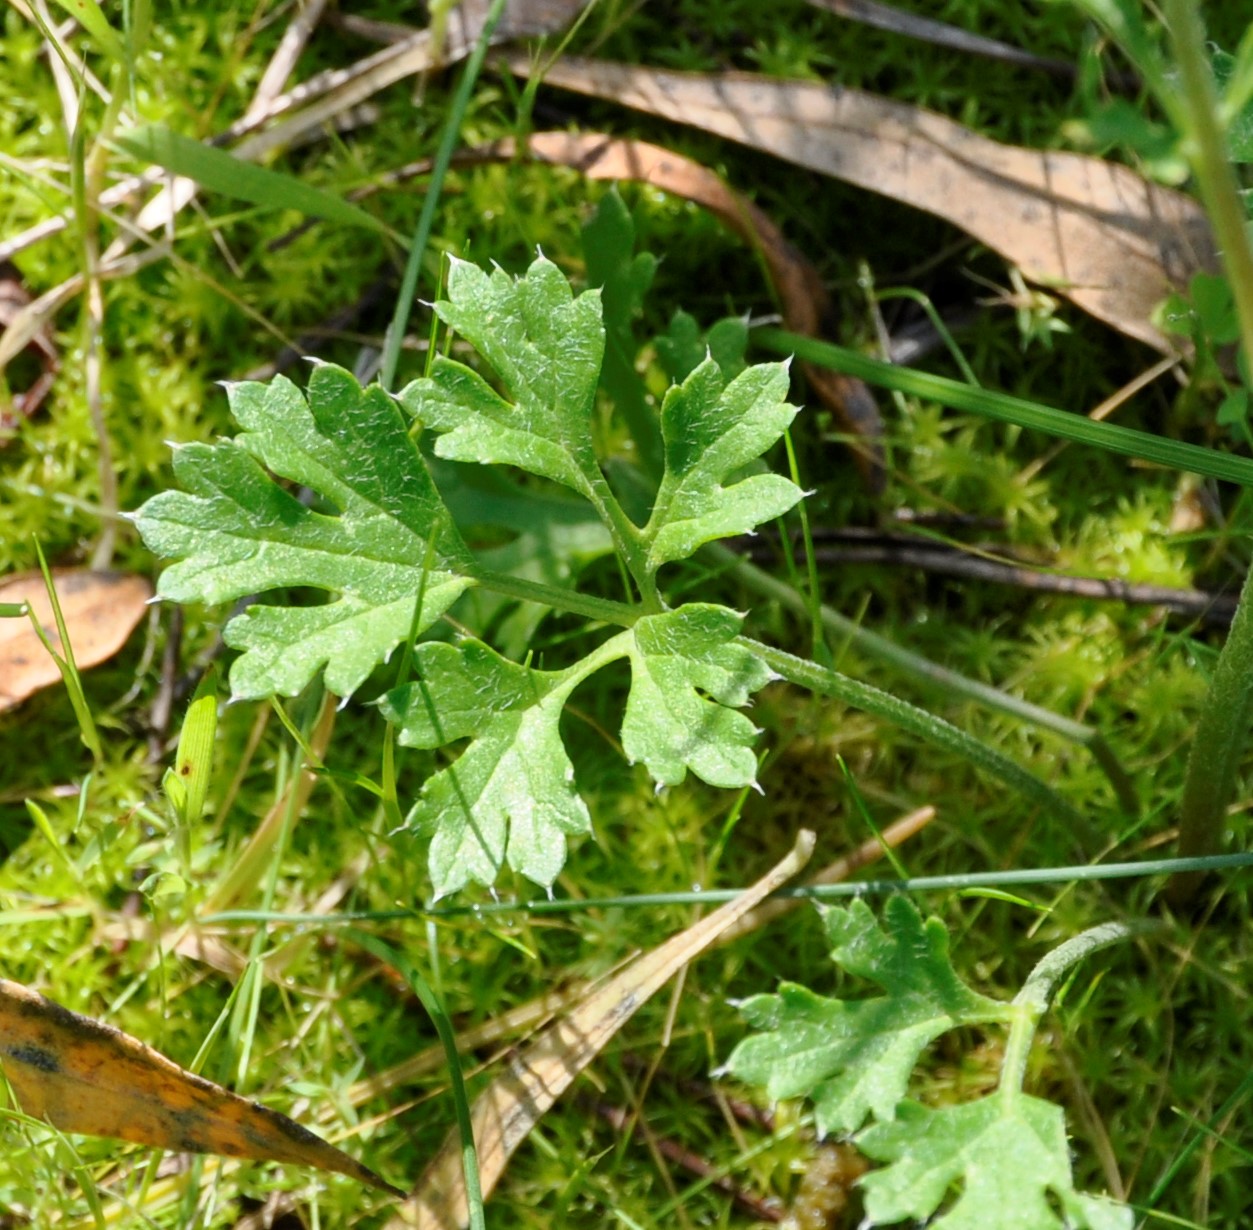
[508,57,1217,354]
[385,831,816,1230]
[0,978,402,1197]
[0,569,152,713]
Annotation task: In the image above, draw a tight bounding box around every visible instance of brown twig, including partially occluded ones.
[741,528,1239,627]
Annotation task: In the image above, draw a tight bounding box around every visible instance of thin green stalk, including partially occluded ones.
[379,0,509,390]
[874,285,981,387]
[345,931,484,1230]
[744,638,1087,828]
[781,428,828,662]
[1162,0,1253,372]
[717,546,1139,814]
[577,466,657,605]
[1162,0,1253,902]
[200,850,1253,925]
[1172,560,1253,898]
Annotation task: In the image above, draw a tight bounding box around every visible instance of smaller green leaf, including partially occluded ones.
[857,1098,1132,1230]
[727,896,1007,1135]
[115,126,389,233]
[1062,99,1186,184]
[655,310,749,384]
[383,640,592,896]
[166,667,218,827]
[1217,388,1249,427]
[1190,273,1241,344]
[644,358,803,570]
[400,255,606,499]
[623,605,772,789]
[583,190,663,475]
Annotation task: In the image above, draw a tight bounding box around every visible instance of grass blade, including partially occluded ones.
[755,328,1253,486]
[344,931,483,1230]
[114,125,390,234]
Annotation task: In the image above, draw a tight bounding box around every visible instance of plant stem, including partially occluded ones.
[746,638,1088,829]
[471,566,641,627]
[579,467,658,606]
[1001,921,1146,1094]
[1171,562,1253,896]
[1162,0,1253,901]
[718,546,1139,815]
[1162,0,1253,371]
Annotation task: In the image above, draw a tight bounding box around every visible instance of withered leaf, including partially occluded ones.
[0,570,152,713]
[508,57,1217,354]
[0,978,402,1197]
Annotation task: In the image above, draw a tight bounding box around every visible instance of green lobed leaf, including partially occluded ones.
[133,363,473,698]
[857,1098,1132,1230]
[727,896,1007,1135]
[644,357,803,571]
[398,254,606,498]
[382,640,592,897]
[622,605,772,789]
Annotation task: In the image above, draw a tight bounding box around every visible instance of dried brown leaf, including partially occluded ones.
[385,831,816,1230]
[0,569,152,712]
[508,57,1217,353]
[0,978,401,1197]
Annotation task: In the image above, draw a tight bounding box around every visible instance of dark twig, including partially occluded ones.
[807,0,1137,89]
[741,528,1239,627]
